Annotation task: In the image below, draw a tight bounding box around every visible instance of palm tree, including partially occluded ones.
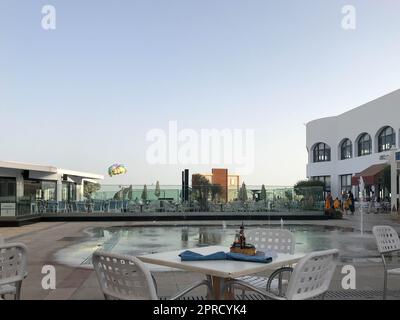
[211,184,222,202]
[192,174,212,211]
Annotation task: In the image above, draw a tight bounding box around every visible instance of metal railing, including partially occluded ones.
[0,185,325,217]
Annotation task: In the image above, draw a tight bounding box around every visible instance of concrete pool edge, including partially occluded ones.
[0,211,329,227]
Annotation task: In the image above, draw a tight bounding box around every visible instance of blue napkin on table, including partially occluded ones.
[179,250,275,264]
[255,250,278,260]
[179,250,227,261]
[226,252,273,263]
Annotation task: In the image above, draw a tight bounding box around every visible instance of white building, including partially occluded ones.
[0,160,103,216]
[306,89,400,202]
[390,150,400,211]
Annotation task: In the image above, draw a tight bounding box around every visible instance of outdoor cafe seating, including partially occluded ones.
[0,242,28,300]
[92,250,214,300]
[373,225,400,299]
[91,227,339,300]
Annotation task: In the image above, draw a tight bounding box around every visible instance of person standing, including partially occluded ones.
[334,197,341,210]
[325,192,333,215]
[343,196,350,215]
[348,191,355,215]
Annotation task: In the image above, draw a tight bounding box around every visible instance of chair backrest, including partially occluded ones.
[123,201,129,209]
[58,201,67,210]
[103,201,110,211]
[92,250,158,300]
[77,202,87,212]
[372,226,400,254]
[71,201,78,212]
[109,201,117,210]
[47,201,58,212]
[246,228,295,254]
[0,243,28,286]
[117,201,123,210]
[93,201,103,211]
[285,249,339,300]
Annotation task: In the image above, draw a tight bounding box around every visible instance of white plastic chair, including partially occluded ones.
[224,249,339,300]
[0,242,28,300]
[228,228,296,298]
[92,250,213,300]
[372,226,400,299]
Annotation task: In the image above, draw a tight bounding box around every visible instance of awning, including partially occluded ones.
[351,164,387,186]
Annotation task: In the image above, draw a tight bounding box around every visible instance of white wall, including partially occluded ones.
[306,89,400,198]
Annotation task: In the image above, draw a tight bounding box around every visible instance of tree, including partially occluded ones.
[83,181,101,200]
[285,189,293,201]
[210,184,222,202]
[285,189,294,211]
[294,180,326,192]
[114,185,132,200]
[141,184,148,202]
[238,182,248,202]
[260,184,267,202]
[192,174,212,211]
[293,180,325,210]
[155,181,161,198]
[113,188,123,200]
[127,185,133,200]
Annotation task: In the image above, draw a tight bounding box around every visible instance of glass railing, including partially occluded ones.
[0,185,325,217]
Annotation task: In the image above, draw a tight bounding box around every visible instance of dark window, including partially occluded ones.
[24,180,57,201]
[62,182,77,202]
[41,181,57,201]
[340,174,352,193]
[378,127,396,152]
[0,177,16,202]
[358,133,372,156]
[340,139,352,160]
[313,143,331,162]
[311,176,331,192]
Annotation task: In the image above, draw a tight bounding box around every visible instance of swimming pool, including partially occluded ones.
[53,223,380,268]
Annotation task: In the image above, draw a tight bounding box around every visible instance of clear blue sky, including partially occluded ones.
[1,0,400,186]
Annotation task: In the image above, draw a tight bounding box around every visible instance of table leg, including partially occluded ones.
[209,276,235,300]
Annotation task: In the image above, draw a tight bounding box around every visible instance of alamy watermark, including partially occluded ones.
[341,5,356,30]
[145,121,255,175]
[41,265,56,290]
[341,265,356,290]
[41,5,56,30]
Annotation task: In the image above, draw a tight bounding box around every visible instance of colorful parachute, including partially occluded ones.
[108,164,127,177]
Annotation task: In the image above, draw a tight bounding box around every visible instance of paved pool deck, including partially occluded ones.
[2,212,400,300]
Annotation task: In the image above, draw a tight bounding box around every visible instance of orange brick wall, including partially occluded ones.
[212,168,228,203]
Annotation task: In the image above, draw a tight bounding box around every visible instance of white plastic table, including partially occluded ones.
[138,245,306,300]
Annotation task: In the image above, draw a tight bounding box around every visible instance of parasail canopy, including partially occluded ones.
[108,164,127,177]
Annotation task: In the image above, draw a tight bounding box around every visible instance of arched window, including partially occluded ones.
[358,133,372,157]
[340,139,352,160]
[313,143,331,162]
[378,126,395,152]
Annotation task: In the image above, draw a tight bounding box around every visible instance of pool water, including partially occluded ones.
[53,223,381,268]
